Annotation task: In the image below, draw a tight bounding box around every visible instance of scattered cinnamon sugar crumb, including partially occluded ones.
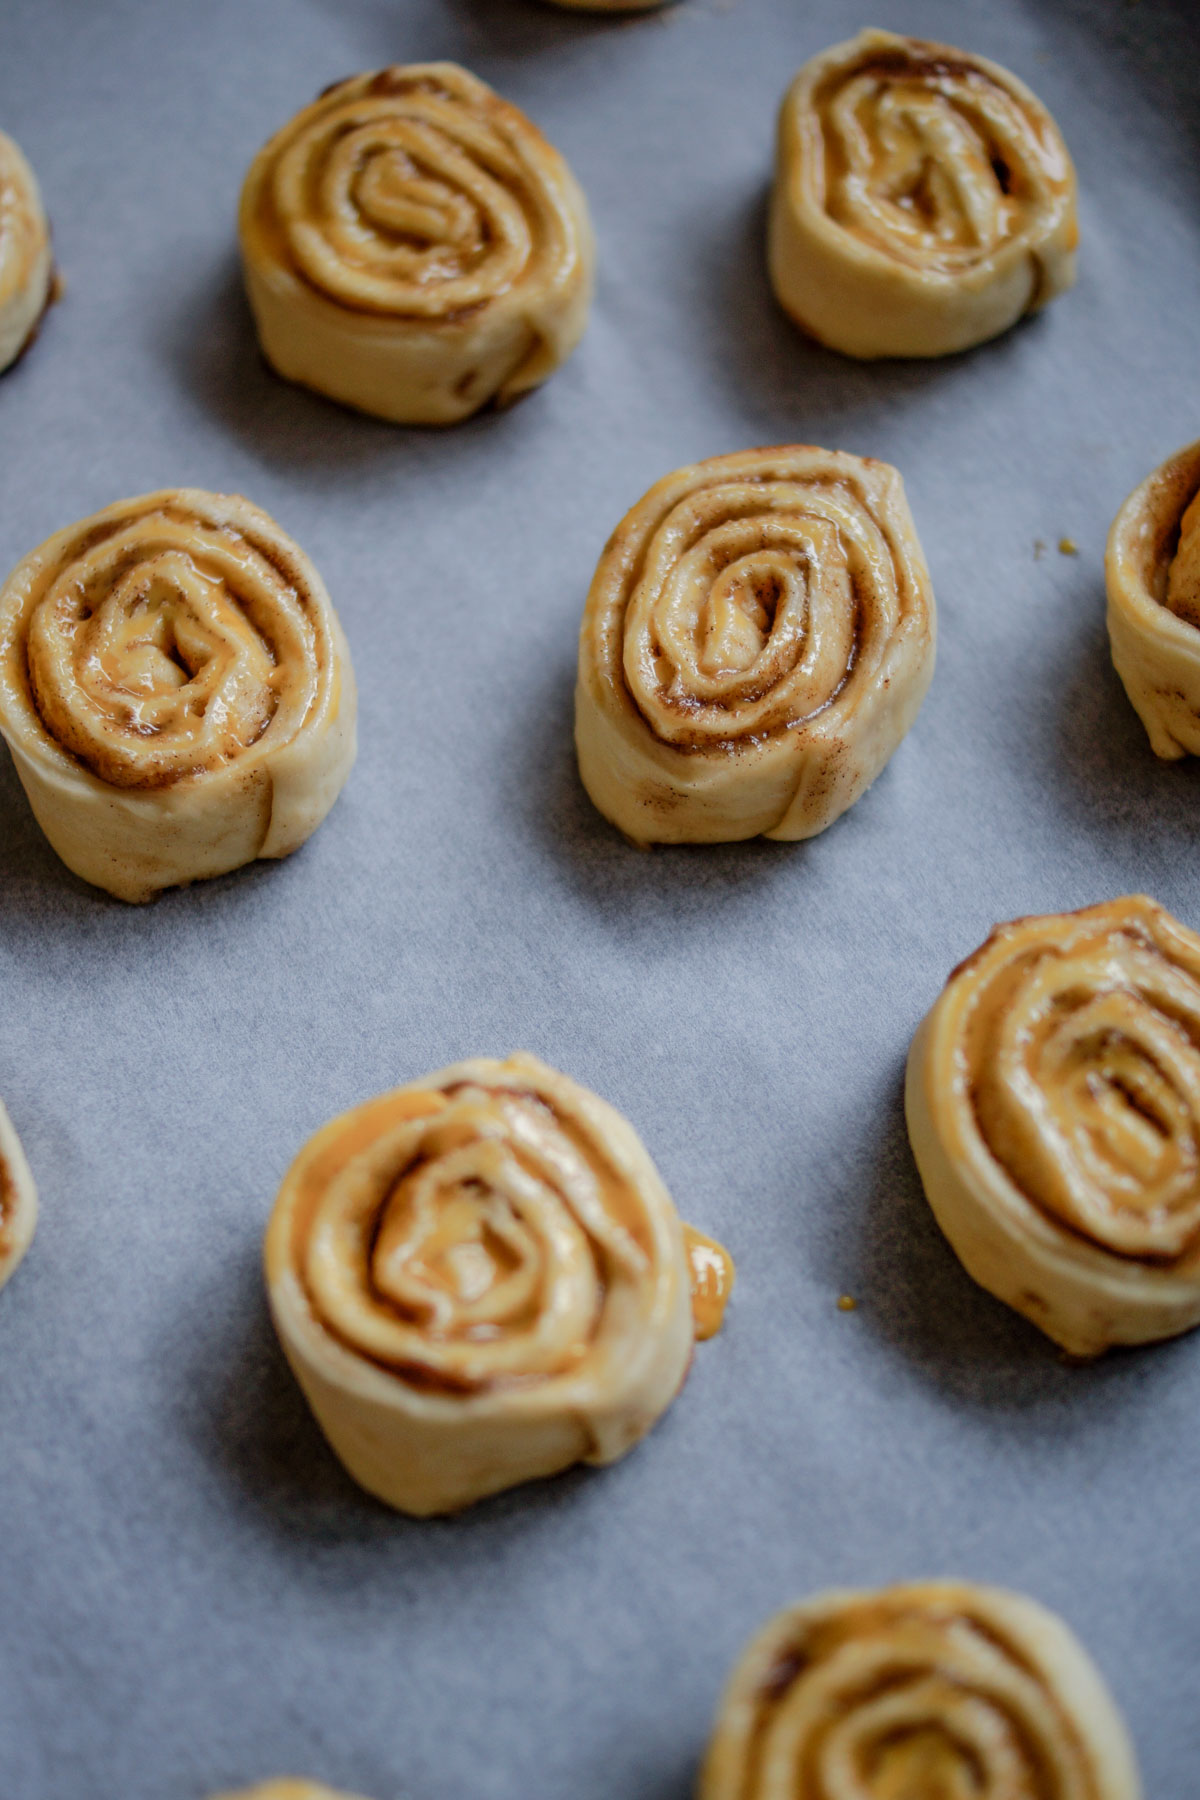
[1058,537,1079,556]
[837,1294,858,1312]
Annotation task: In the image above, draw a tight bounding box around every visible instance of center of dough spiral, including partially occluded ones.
[759,1608,1090,1799]
[623,477,903,747]
[271,75,544,316]
[24,506,320,789]
[818,51,1068,273]
[971,921,1200,1262]
[303,1086,648,1389]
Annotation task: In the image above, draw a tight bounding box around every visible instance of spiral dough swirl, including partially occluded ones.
[1106,438,1200,760]
[0,131,54,373]
[769,30,1077,359]
[265,1054,728,1515]
[906,896,1200,1355]
[575,445,935,844]
[0,490,356,901]
[239,63,594,424]
[0,1100,37,1294]
[700,1583,1141,1800]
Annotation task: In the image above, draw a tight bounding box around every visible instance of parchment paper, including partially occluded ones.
[1,0,1198,1794]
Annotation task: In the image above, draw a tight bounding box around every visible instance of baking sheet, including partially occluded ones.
[1,0,1198,1794]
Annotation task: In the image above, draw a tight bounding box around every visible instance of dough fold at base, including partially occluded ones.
[239,63,593,425]
[0,131,53,372]
[907,896,1200,1355]
[0,489,356,902]
[575,445,935,844]
[265,1053,730,1515]
[0,1100,38,1292]
[769,29,1077,359]
[1106,438,1200,758]
[700,1581,1141,1800]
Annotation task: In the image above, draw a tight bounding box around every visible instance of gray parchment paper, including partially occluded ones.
[1,1,1198,1795]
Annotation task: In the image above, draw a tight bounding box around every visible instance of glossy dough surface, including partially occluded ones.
[907,896,1200,1355]
[0,489,356,902]
[575,445,935,844]
[0,1100,38,1293]
[700,1581,1141,1800]
[0,130,52,373]
[1106,438,1200,758]
[265,1053,720,1515]
[239,62,594,424]
[769,29,1077,359]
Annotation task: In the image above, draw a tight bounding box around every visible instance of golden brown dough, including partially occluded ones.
[0,131,53,372]
[265,1053,732,1515]
[0,489,356,903]
[0,1100,37,1293]
[575,445,935,844]
[700,1581,1142,1800]
[1106,438,1200,758]
[211,1784,371,1800]
[907,896,1200,1356]
[239,63,593,424]
[770,30,1077,359]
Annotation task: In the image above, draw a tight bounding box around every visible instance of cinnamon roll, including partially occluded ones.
[239,63,594,424]
[0,131,54,373]
[700,1582,1141,1800]
[907,896,1200,1355]
[770,30,1077,360]
[1107,439,1200,758]
[212,1785,369,1800]
[574,445,935,844]
[0,490,356,903]
[0,1100,37,1293]
[265,1053,733,1516]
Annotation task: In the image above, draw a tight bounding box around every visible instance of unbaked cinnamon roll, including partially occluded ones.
[907,896,1200,1356]
[0,131,54,373]
[239,63,594,424]
[265,1053,733,1516]
[212,1784,370,1800]
[700,1581,1142,1800]
[0,489,356,903]
[0,1100,37,1293]
[1107,439,1200,758]
[575,445,935,844]
[770,30,1077,359]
